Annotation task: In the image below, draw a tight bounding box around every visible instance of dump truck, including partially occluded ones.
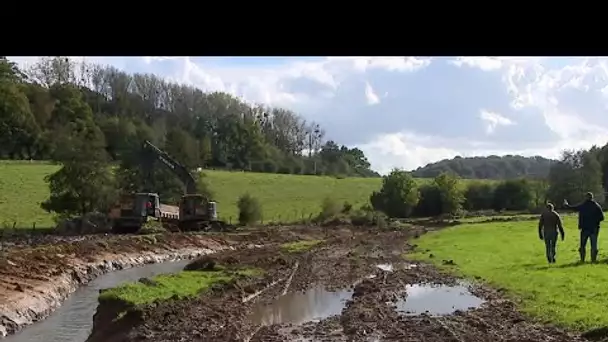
[109,140,229,234]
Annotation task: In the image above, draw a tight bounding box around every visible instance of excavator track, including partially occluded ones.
[178,220,234,232]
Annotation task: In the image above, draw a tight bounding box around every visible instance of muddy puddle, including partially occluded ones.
[249,286,353,326]
[393,282,484,316]
[376,263,417,272]
[376,263,393,272]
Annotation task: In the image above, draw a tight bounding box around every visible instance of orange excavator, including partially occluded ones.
[108,140,229,234]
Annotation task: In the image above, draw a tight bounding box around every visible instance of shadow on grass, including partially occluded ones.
[532,261,586,270]
[530,258,608,270]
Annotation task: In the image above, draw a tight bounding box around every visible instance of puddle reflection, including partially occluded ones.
[376,264,393,272]
[394,283,484,316]
[249,287,353,326]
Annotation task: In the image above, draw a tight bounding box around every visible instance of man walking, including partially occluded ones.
[564,192,605,263]
[538,203,565,263]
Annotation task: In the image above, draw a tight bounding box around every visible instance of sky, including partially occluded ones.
[7,56,608,174]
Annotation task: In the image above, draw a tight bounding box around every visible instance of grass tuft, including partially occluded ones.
[280,239,324,253]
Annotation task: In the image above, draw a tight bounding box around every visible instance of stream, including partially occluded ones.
[5,260,191,342]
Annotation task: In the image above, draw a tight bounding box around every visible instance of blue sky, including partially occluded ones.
[9,56,608,174]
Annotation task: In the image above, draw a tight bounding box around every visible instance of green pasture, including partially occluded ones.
[410,215,608,330]
[0,160,496,228]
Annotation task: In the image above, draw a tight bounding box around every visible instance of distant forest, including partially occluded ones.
[0,57,379,178]
[411,155,557,180]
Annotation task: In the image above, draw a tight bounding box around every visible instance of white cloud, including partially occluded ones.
[8,56,608,174]
[479,110,515,134]
[364,82,380,105]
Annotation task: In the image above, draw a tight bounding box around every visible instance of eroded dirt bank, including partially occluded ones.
[0,233,237,337]
[84,225,589,342]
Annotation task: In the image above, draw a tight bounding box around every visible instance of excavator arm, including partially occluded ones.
[141,140,198,194]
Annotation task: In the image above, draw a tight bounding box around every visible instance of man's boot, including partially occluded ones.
[579,248,586,263]
[591,250,598,263]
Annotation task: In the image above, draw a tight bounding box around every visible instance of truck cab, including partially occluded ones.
[109,192,160,233]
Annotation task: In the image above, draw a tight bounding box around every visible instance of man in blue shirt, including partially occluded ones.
[564,192,605,263]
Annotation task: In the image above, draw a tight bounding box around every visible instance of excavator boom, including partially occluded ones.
[142,140,198,194]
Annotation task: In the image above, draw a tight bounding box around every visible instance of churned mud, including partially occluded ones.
[82,225,589,342]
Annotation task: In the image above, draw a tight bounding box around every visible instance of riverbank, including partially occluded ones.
[0,233,233,337]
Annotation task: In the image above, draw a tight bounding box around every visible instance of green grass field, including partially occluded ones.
[0,160,495,228]
[410,216,608,330]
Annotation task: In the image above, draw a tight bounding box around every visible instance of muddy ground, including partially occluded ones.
[83,225,590,342]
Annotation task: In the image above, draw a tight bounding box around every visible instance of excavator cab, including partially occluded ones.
[179,194,210,219]
[178,194,218,230]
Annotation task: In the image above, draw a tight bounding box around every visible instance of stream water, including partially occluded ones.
[5,260,190,342]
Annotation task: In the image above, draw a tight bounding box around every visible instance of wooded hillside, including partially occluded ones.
[412,155,556,179]
[0,57,378,178]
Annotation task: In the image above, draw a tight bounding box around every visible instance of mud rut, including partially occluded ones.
[86,226,587,342]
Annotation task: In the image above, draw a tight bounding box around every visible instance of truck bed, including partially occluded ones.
[159,204,179,219]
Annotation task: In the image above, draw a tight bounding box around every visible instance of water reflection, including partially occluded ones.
[249,287,353,326]
[393,283,484,316]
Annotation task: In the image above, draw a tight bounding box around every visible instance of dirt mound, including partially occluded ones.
[184,255,218,271]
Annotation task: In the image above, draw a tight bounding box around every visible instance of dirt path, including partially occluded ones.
[85,225,588,342]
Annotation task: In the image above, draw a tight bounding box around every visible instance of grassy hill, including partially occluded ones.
[0,161,495,228]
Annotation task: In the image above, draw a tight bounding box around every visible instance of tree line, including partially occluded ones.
[411,155,556,180]
[372,146,608,219]
[370,171,548,218]
[0,57,378,178]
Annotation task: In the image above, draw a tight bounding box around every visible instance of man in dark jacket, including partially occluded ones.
[564,192,605,263]
[538,203,565,263]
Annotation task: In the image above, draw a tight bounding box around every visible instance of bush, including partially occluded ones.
[370,169,420,218]
[492,179,533,211]
[262,160,278,173]
[318,197,342,221]
[342,201,353,214]
[464,182,495,211]
[237,193,262,225]
[413,184,442,217]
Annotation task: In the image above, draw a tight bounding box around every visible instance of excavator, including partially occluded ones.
[108,140,229,234]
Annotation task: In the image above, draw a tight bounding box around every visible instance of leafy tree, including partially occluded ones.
[0,81,40,159]
[370,169,420,218]
[463,182,495,211]
[413,184,442,217]
[492,179,533,211]
[433,172,464,215]
[41,125,116,218]
[547,150,604,205]
[1,57,380,178]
